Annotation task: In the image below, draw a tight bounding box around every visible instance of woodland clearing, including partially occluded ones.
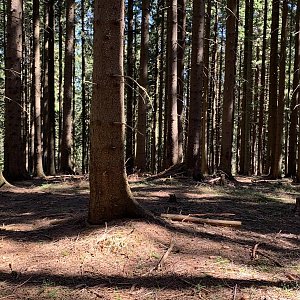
[0,175,299,300]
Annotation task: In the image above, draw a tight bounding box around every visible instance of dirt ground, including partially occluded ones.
[0,175,299,300]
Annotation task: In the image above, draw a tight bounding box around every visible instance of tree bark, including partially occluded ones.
[185,0,205,179]
[4,0,26,180]
[219,0,237,177]
[266,0,280,176]
[166,0,179,167]
[257,0,268,175]
[32,0,45,177]
[288,0,300,178]
[61,0,75,174]
[177,0,186,163]
[88,0,144,223]
[239,0,254,175]
[272,0,288,179]
[125,0,135,174]
[135,0,150,171]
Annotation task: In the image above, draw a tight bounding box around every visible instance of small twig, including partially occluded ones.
[156,240,175,270]
[143,240,175,275]
[232,284,238,300]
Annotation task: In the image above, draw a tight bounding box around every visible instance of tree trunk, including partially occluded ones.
[89,0,143,223]
[81,0,87,174]
[266,0,280,176]
[257,0,268,175]
[45,0,56,175]
[219,0,237,178]
[239,0,254,175]
[135,0,150,171]
[4,0,26,180]
[125,0,135,174]
[272,0,288,178]
[288,0,300,178]
[177,0,186,162]
[185,0,205,179]
[32,0,45,177]
[166,0,179,167]
[61,0,75,174]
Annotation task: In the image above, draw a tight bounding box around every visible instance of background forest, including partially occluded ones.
[1,0,300,181]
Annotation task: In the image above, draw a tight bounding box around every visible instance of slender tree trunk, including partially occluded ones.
[4,0,26,180]
[266,0,280,176]
[125,0,135,174]
[135,0,150,171]
[272,0,288,178]
[57,0,63,171]
[81,0,87,174]
[157,0,165,171]
[61,0,75,174]
[46,0,56,175]
[219,0,237,178]
[89,0,144,224]
[177,0,186,162]
[201,0,211,175]
[32,0,45,177]
[185,0,205,179]
[240,0,254,175]
[288,0,300,178]
[257,0,268,175]
[166,0,179,167]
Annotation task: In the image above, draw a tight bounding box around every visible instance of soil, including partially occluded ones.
[0,175,299,300]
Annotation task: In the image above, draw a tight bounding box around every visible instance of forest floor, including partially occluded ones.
[0,174,299,300]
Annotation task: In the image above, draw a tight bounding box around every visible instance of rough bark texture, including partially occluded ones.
[185,0,205,178]
[166,0,179,167]
[4,0,26,180]
[88,0,143,223]
[288,0,300,178]
[81,0,87,174]
[266,0,280,176]
[257,0,268,175]
[135,0,150,171]
[32,0,45,178]
[272,0,287,178]
[43,0,56,176]
[219,0,237,177]
[239,0,253,175]
[61,0,75,174]
[177,0,186,162]
[125,0,135,174]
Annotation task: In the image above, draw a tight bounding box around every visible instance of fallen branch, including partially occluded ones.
[161,214,241,227]
[144,240,175,275]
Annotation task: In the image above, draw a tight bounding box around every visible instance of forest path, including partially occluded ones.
[0,176,299,299]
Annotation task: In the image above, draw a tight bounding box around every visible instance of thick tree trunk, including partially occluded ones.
[4,0,26,180]
[135,0,150,171]
[61,0,75,174]
[89,0,145,223]
[219,0,237,177]
[185,0,205,179]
